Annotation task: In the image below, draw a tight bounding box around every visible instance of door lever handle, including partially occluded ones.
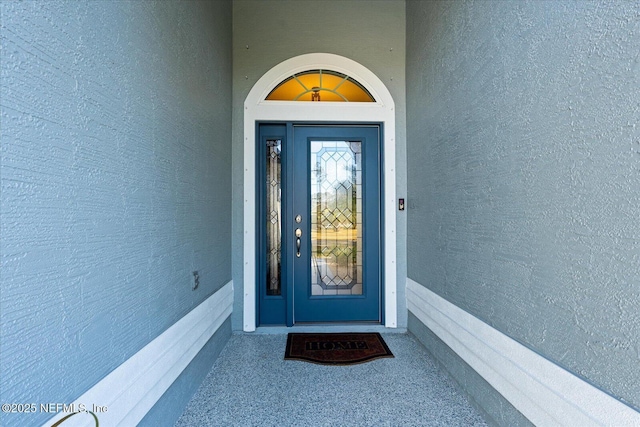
[295,228,302,258]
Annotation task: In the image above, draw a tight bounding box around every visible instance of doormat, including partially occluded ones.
[284,333,394,365]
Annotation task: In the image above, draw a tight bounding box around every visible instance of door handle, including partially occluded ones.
[295,228,302,258]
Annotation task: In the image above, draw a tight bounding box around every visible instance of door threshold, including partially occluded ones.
[248,324,407,335]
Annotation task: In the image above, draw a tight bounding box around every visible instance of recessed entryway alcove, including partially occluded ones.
[243,53,398,331]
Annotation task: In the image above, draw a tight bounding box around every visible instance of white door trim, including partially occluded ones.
[243,53,397,331]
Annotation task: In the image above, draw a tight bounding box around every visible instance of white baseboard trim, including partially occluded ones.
[407,278,640,427]
[43,281,233,427]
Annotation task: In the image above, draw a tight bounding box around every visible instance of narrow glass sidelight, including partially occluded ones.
[266,139,282,296]
[310,141,363,296]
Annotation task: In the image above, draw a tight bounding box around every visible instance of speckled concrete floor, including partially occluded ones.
[174,333,487,427]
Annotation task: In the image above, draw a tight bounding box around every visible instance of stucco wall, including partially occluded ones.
[231,0,407,329]
[0,1,232,425]
[407,0,639,412]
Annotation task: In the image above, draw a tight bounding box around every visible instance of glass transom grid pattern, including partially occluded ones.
[265,70,375,102]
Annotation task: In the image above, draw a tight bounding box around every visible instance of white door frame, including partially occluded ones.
[243,53,397,331]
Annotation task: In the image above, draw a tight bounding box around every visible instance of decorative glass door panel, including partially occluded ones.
[310,141,363,296]
[266,139,282,296]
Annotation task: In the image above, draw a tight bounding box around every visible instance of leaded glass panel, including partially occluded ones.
[310,141,363,296]
[266,139,282,296]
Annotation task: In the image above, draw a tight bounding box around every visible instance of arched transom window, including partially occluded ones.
[265,69,375,102]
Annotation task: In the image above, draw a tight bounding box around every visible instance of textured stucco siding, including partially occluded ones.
[231,0,407,330]
[407,0,639,412]
[0,1,232,425]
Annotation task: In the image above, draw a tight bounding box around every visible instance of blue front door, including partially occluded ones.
[258,124,382,325]
[292,125,381,323]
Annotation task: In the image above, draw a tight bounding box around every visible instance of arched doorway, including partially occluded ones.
[243,53,397,331]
